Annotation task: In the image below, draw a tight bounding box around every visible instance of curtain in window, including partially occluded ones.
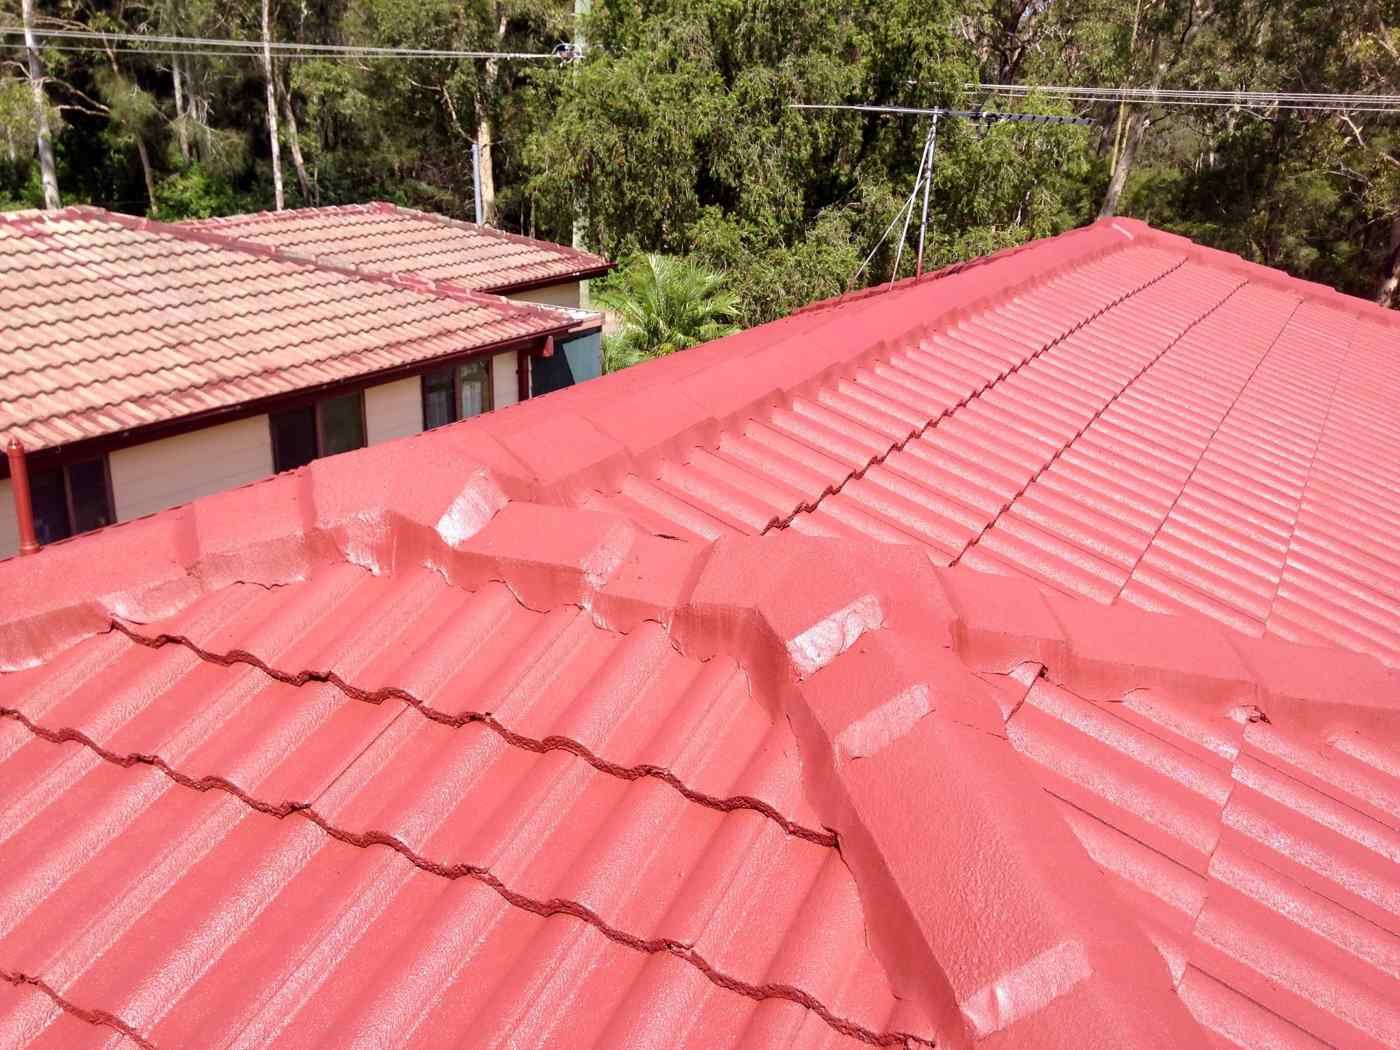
[423,368,456,430]
[458,359,490,418]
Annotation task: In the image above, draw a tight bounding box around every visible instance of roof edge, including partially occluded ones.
[174,200,614,290]
[50,206,580,336]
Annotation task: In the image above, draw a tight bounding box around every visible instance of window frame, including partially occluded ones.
[269,389,368,473]
[420,356,495,431]
[315,389,369,459]
[30,455,116,543]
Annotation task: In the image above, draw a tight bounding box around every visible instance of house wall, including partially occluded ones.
[109,415,274,522]
[365,376,423,445]
[3,348,538,559]
[0,479,16,558]
[507,281,582,309]
[492,350,521,408]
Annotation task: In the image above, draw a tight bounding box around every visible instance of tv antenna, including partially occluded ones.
[790,103,1097,286]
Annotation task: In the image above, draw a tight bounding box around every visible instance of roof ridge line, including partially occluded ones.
[175,200,613,290]
[373,199,613,277]
[0,704,930,1050]
[77,207,577,334]
[110,618,838,847]
[789,217,1114,320]
[1118,217,1400,330]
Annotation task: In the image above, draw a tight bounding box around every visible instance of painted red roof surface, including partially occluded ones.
[0,207,570,451]
[179,203,613,293]
[0,217,1397,1050]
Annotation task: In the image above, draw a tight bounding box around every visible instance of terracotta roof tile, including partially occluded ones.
[178,202,612,292]
[0,217,1397,1048]
[0,207,571,450]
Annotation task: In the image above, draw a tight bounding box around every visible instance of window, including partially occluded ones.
[270,391,366,473]
[270,405,318,473]
[28,457,115,544]
[421,358,494,431]
[319,391,366,456]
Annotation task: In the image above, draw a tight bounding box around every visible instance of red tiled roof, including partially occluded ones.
[0,217,1397,1050]
[0,207,571,451]
[178,202,613,293]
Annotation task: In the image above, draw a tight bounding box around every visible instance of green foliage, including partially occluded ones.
[152,164,257,219]
[594,253,741,369]
[2,0,1397,310]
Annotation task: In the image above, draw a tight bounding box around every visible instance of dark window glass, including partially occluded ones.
[68,458,113,534]
[319,391,365,457]
[29,466,71,545]
[422,368,456,430]
[458,359,491,419]
[530,341,578,396]
[271,405,318,473]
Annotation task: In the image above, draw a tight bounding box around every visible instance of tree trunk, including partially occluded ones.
[21,0,60,209]
[471,12,508,226]
[1098,109,1147,218]
[1377,217,1400,309]
[280,74,313,203]
[172,53,190,162]
[103,48,159,215]
[134,136,159,215]
[261,0,284,210]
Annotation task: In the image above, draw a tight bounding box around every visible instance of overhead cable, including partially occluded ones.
[792,103,1096,125]
[0,26,558,61]
[976,83,1400,113]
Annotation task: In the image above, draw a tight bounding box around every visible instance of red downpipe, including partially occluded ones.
[6,438,40,555]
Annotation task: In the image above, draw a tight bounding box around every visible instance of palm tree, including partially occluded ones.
[595,254,741,371]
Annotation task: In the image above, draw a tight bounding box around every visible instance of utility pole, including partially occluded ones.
[572,0,591,306]
[21,0,60,210]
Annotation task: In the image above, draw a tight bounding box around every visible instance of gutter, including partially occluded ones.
[0,324,570,482]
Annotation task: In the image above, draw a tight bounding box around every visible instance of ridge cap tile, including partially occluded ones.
[2,213,1398,1050]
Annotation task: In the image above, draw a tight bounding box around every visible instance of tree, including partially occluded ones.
[2,0,1396,312]
[594,253,740,369]
[261,0,283,210]
[20,0,59,207]
[1099,0,1219,217]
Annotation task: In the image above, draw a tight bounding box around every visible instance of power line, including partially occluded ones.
[793,103,1096,125]
[976,83,1400,113]
[0,26,560,61]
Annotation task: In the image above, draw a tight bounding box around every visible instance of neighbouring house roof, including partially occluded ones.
[0,206,573,452]
[179,202,614,293]
[0,217,1396,1050]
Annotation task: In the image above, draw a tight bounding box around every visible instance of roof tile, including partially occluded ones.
[2,216,1398,1049]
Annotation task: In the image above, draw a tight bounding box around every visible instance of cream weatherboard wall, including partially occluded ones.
[109,415,274,522]
[364,377,423,445]
[1,352,529,558]
[507,282,581,309]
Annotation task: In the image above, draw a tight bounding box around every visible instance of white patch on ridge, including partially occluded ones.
[786,593,884,679]
[960,939,1092,1038]
[836,684,932,760]
[434,475,508,548]
[579,522,634,589]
